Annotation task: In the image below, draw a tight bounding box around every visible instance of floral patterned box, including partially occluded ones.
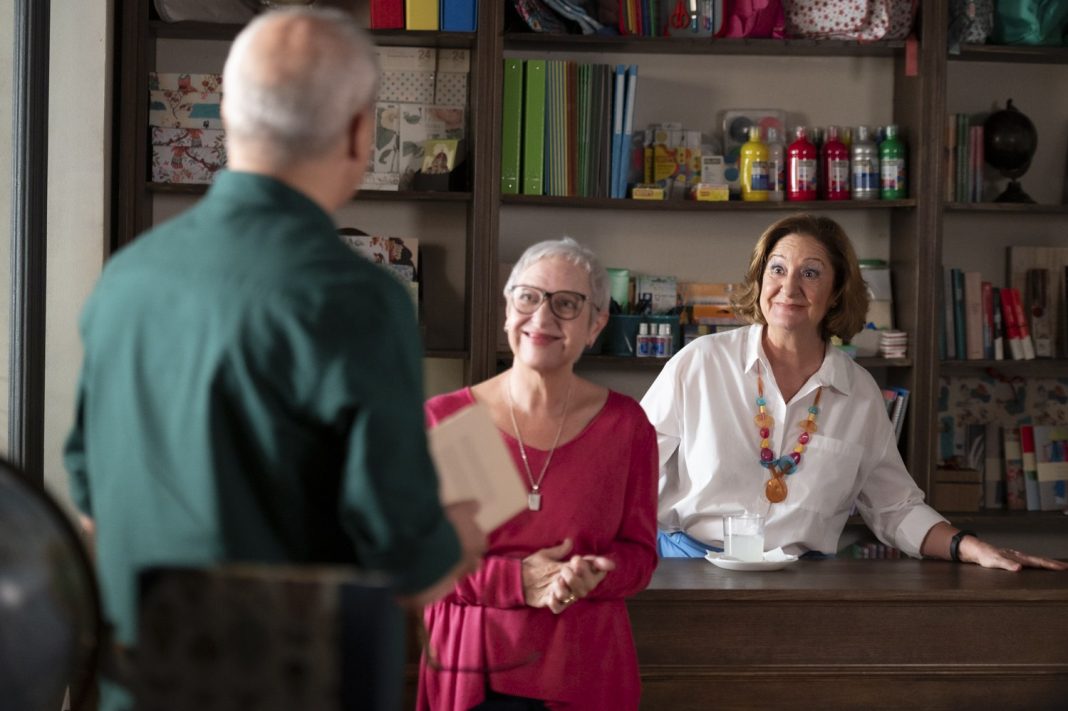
[148,72,222,94]
[151,127,227,184]
[149,89,223,130]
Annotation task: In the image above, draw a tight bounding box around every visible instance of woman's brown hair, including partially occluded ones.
[730,214,870,341]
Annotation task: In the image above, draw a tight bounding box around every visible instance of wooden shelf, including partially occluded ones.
[940,359,1068,377]
[504,34,905,57]
[424,349,468,360]
[502,195,916,211]
[147,182,472,203]
[848,510,1068,527]
[150,20,475,47]
[951,43,1068,65]
[944,202,1068,214]
[499,352,910,371]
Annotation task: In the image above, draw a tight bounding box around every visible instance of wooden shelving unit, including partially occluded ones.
[113,0,1068,512]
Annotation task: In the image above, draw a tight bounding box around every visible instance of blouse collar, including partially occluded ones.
[742,324,854,398]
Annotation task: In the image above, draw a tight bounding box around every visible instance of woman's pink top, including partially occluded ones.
[417,387,659,710]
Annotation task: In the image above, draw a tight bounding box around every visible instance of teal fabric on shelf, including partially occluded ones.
[993,0,1068,46]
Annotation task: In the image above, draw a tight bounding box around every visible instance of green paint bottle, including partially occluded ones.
[880,124,907,199]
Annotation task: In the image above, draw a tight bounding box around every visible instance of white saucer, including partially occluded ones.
[704,549,799,572]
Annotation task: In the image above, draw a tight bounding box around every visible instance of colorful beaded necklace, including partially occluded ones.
[754,362,822,503]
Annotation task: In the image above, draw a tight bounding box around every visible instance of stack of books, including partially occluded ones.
[879,330,908,359]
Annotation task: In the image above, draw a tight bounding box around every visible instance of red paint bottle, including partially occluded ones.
[786,126,817,201]
[821,125,850,200]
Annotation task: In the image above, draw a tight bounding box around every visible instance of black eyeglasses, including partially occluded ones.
[508,285,589,320]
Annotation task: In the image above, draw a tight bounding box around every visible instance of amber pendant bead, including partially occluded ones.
[765,476,788,503]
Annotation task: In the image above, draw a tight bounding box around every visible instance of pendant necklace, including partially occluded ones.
[755,361,822,503]
[506,373,573,511]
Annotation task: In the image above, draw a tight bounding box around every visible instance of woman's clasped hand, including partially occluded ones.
[521,538,617,613]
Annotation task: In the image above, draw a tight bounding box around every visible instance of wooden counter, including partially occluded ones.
[627,558,1068,710]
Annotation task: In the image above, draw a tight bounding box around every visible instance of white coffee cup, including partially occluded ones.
[724,512,765,562]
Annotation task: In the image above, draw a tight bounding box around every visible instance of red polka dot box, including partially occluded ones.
[783,0,917,41]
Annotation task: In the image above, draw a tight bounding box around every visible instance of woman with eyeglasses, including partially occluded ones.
[418,238,658,711]
[641,213,1066,572]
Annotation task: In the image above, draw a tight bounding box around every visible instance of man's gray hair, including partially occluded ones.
[222,7,380,165]
[504,237,610,318]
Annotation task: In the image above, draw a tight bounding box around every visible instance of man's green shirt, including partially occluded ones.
[65,171,459,647]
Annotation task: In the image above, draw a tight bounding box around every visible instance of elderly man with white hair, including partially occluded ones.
[65,8,484,710]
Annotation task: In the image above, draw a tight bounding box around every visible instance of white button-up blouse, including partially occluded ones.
[640,324,945,557]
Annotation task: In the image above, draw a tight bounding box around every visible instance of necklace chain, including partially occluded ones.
[755,361,822,504]
[506,373,574,511]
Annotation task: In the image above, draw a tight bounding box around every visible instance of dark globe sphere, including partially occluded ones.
[0,463,101,710]
[983,99,1037,177]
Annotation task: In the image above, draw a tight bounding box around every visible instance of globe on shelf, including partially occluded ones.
[983,99,1038,203]
[0,460,101,711]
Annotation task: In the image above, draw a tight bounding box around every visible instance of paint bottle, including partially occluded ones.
[821,125,850,200]
[655,324,672,358]
[739,125,769,202]
[880,124,907,199]
[786,126,817,201]
[636,322,653,358]
[765,126,785,202]
[850,125,881,200]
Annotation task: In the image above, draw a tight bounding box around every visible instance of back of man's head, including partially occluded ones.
[222,7,379,169]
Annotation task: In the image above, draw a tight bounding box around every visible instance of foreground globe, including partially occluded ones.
[0,464,100,710]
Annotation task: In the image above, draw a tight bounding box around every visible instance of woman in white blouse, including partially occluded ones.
[641,214,1065,571]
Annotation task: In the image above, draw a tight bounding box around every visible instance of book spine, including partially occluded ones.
[500,59,523,195]
[943,266,956,359]
[981,280,994,359]
[620,65,638,199]
[406,0,440,30]
[1000,286,1023,360]
[992,287,1004,360]
[945,114,956,202]
[440,0,477,32]
[952,268,966,358]
[370,0,405,29]
[521,60,546,195]
[983,422,1004,509]
[1003,428,1027,510]
[963,270,983,360]
[1010,287,1036,359]
[890,386,910,443]
[1020,424,1040,511]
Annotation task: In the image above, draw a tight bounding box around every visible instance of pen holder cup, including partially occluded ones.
[605,314,643,357]
[584,325,608,355]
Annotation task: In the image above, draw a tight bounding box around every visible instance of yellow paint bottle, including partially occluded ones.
[740,125,769,202]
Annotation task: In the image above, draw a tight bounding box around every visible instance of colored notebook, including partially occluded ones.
[522,60,546,195]
[441,0,477,31]
[500,59,523,195]
[406,0,439,30]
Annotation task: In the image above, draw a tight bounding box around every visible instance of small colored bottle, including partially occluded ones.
[636,322,653,358]
[850,125,880,200]
[880,124,907,199]
[655,324,672,358]
[786,126,818,201]
[821,125,850,200]
[739,125,769,202]
[765,126,785,202]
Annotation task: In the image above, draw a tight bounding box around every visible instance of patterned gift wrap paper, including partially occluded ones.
[150,127,226,150]
[152,144,225,184]
[149,72,222,95]
[149,90,223,130]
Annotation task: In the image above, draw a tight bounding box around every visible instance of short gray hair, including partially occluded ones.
[504,237,610,318]
[222,7,379,166]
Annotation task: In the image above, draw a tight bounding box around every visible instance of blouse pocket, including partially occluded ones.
[787,435,864,516]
